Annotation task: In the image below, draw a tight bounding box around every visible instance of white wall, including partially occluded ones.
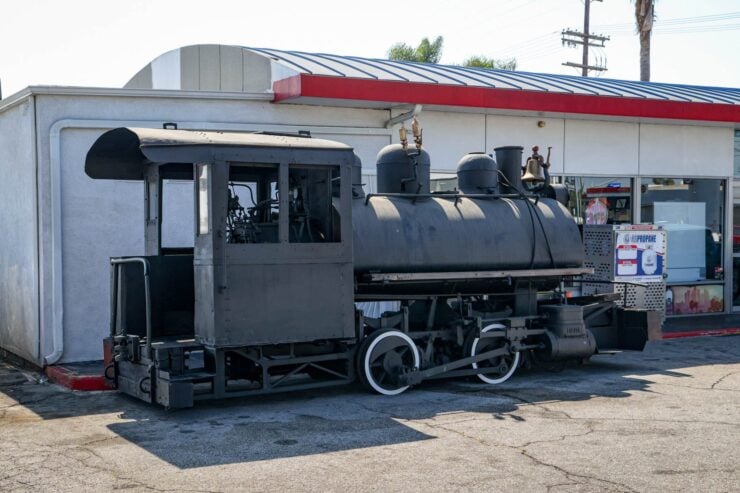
[486,115,566,174]
[314,133,391,173]
[58,129,146,362]
[564,120,639,176]
[33,93,391,362]
[639,124,734,177]
[0,98,40,363]
[414,111,486,171]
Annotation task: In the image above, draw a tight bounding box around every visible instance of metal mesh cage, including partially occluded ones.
[582,225,666,315]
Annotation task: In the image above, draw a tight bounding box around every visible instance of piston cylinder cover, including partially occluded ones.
[456,152,498,194]
[376,144,431,194]
[536,305,597,360]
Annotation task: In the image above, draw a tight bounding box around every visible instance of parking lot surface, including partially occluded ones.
[1,336,738,492]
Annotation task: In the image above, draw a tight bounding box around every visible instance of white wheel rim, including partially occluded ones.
[471,323,519,384]
[363,331,420,396]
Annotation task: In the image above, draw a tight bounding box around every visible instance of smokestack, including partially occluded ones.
[494,146,524,194]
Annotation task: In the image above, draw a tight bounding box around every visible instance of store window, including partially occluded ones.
[559,176,633,225]
[640,178,725,315]
[733,204,740,308]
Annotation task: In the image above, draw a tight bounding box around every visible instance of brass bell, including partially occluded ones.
[522,156,545,183]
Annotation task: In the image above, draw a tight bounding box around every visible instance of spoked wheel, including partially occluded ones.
[470,324,520,384]
[358,330,420,396]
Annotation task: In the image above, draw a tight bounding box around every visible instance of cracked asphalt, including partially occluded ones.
[1,335,738,492]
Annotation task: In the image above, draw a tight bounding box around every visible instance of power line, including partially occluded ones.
[594,10,740,30]
[521,46,567,62]
[514,37,566,57]
[502,34,561,59]
[607,23,740,36]
[495,32,558,55]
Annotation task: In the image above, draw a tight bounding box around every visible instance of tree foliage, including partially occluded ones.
[388,36,444,63]
[462,55,517,71]
[387,37,516,71]
[388,36,516,70]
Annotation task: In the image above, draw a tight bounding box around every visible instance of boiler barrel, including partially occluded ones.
[352,196,583,273]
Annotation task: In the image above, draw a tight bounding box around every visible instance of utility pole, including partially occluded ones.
[581,0,591,76]
[562,0,609,76]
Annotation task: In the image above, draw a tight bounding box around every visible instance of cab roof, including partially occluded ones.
[85,127,354,180]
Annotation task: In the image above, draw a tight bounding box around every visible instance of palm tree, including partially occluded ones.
[633,0,656,81]
[387,37,517,70]
[388,36,444,63]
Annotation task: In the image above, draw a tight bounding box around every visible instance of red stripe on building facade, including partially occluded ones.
[274,74,740,123]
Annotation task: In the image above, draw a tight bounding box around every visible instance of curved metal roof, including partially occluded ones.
[85,127,353,180]
[248,47,740,106]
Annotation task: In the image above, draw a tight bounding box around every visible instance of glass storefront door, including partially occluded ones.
[641,178,726,315]
[733,204,740,310]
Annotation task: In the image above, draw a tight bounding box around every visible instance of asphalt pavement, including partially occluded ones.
[1,335,738,492]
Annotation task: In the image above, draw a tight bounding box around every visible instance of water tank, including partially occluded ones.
[353,196,583,273]
[456,152,498,194]
[376,144,430,194]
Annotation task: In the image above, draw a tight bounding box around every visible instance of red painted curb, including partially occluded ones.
[662,328,740,340]
[45,365,112,391]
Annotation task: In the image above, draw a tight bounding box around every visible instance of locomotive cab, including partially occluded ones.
[87,127,357,407]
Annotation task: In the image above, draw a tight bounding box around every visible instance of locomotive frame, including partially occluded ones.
[87,127,660,409]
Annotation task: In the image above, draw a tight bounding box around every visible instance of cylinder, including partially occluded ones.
[456,152,498,194]
[494,146,523,194]
[536,330,597,360]
[376,144,430,194]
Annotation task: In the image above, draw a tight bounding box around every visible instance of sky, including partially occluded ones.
[1,0,739,98]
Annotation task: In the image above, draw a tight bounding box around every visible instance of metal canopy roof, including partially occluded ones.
[246,47,739,123]
[85,127,353,180]
[251,47,739,104]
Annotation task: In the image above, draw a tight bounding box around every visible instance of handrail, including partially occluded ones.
[363,191,534,206]
[110,257,152,355]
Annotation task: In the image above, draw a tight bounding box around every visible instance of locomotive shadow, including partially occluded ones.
[1,337,737,468]
[106,386,440,467]
[102,338,739,468]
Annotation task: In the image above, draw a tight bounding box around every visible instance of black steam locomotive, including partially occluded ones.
[86,125,659,408]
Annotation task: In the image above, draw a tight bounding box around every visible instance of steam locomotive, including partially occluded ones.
[86,124,659,409]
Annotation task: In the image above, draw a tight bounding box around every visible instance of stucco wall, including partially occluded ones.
[639,124,734,177]
[0,98,40,363]
[32,93,391,362]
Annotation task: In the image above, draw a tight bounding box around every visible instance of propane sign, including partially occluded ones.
[614,226,666,282]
